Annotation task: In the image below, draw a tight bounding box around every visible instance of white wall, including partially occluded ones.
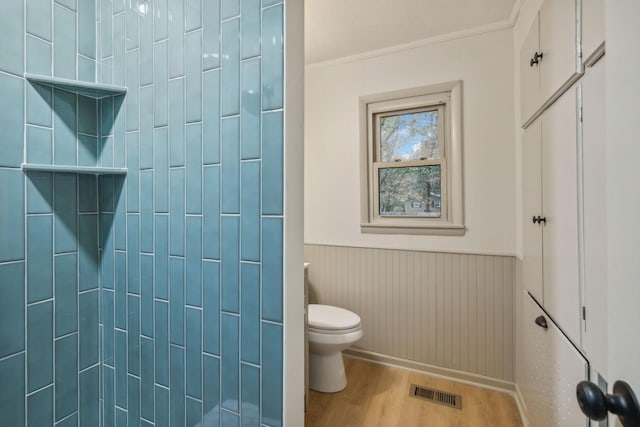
[304,28,517,255]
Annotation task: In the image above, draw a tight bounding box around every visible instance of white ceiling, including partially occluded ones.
[305,0,517,64]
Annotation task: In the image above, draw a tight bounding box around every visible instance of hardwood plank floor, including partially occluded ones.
[305,357,523,427]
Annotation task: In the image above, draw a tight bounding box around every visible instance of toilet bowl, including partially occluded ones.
[308,304,363,393]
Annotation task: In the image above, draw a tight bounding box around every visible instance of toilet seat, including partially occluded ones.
[308,304,361,331]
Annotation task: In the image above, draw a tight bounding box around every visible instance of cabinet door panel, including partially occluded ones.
[581,59,607,375]
[521,295,588,427]
[582,0,605,64]
[542,89,581,345]
[520,14,541,126]
[522,120,543,302]
[539,0,580,103]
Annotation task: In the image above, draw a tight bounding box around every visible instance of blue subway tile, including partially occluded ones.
[203,260,220,355]
[54,173,78,254]
[169,78,185,167]
[101,97,114,137]
[262,111,283,215]
[115,251,127,329]
[221,216,239,313]
[26,172,53,214]
[187,397,203,427]
[203,354,220,425]
[241,363,260,426]
[221,19,240,116]
[114,180,126,250]
[202,166,221,260]
[26,215,52,302]
[27,301,53,392]
[154,40,169,127]
[28,385,53,427]
[100,0,112,59]
[0,169,24,262]
[170,345,186,426]
[113,101,127,168]
[0,354,25,427]
[241,161,260,261]
[186,123,203,214]
[57,413,78,427]
[100,213,115,289]
[262,217,283,322]
[126,1,139,51]
[154,214,169,299]
[186,30,203,123]
[241,263,260,364]
[241,59,261,160]
[154,301,170,387]
[127,374,141,426]
[261,322,283,427]
[221,313,239,413]
[169,169,185,256]
[26,124,53,165]
[79,290,99,370]
[154,127,169,212]
[169,0,185,78]
[222,0,240,19]
[78,96,98,135]
[27,0,52,42]
[169,257,185,346]
[262,5,284,110]
[203,0,221,71]
[186,0,202,31]
[155,384,169,427]
[78,0,95,58]
[78,175,97,213]
[79,366,100,427]
[79,214,99,291]
[27,83,53,128]
[186,307,202,399]
[78,135,98,167]
[0,73,24,167]
[78,55,96,83]
[115,408,126,427]
[140,7,154,87]
[102,290,115,366]
[127,295,141,376]
[140,337,155,422]
[57,0,77,11]
[55,333,78,421]
[113,12,126,86]
[100,136,114,168]
[99,175,115,212]
[186,216,203,306]
[115,329,127,409]
[53,4,77,79]
[154,0,168,41]
[0,262,25,358]
[241,0,261,59]
[103,365,115,426]
[0,0,24,76]
[99,57,113,84]
[55,253,78,337]
[140,87,154,170]
[221,411,239,427]
[53,89,78,166]
[126,132,140,212]
[126,50,140,131]
[203,69,221,165]
[26,35,52,76]
[127,214,140,293]
[221,117,240,214]
[140,254,154,337]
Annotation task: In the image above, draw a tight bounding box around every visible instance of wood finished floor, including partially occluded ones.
[305,357,523,427]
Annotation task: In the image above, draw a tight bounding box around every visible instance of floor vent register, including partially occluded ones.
[409,384,463,410]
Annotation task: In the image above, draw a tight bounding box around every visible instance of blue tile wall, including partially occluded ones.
[1,0,285,426]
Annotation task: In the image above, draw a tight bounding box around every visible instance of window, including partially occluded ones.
[359,81,464,235]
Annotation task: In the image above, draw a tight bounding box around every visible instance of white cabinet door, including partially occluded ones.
[522,119,543,303]
[542,89,582,345]
[521,295,588,427]
[520,14,541,126]
[539,0,580,104]
[581,58,608,376]
[582,0,605,65]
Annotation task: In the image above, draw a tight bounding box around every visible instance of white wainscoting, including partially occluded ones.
[304,244,516,382]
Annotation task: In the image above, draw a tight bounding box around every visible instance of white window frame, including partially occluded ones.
[359,81,465,235]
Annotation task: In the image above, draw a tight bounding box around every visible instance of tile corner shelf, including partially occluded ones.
[24,73,127,99]
[22,163,128,175]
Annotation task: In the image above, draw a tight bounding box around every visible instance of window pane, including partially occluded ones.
[378,165,441,217]
[379,110,439,162]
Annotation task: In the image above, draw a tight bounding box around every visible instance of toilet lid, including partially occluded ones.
[308,304,361,330]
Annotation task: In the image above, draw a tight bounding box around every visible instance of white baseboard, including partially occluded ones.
[344,348,530,426]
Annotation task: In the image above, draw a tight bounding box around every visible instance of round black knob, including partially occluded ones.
[532,216,539,224]
[577,381,608,421]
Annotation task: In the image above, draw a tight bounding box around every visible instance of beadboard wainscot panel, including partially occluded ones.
[304,244,516,383]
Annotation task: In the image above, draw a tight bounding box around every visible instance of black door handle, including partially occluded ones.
[534,315,548,329]
[530,51,543,67]
[577,380,640,426]
[532,216,539,224]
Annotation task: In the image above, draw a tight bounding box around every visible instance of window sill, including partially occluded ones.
[361,222,465,236]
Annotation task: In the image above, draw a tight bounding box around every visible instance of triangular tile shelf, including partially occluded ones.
[25,73,127,99]
[22,163,128,175]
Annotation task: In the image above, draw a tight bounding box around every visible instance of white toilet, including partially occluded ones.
[308,304,363,393]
